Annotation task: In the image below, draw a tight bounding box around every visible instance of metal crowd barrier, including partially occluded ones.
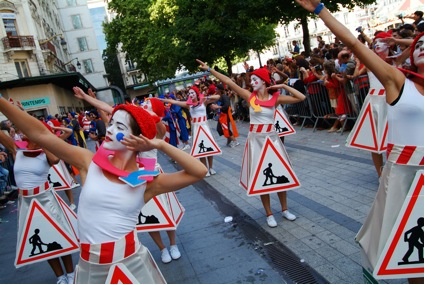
[284,81,314,130]
[301,76,370,135]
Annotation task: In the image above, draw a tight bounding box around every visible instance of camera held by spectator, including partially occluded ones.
[397,13,403,20]
[314,64,323,71]
[356,26,363,33]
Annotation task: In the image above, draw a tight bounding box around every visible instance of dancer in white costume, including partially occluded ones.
[161,87,221,177]
[296,0,424,282]
[0,124,76,284]
[346,31,396,178]
[0,93,207,283]
[197,59,306,228]
[74,87,184,264]
[139,98,184,264]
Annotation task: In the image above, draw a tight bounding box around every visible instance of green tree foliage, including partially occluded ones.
[104,0,277,80]
[101,50,126,92]
[257,0,377,56]
[104,0,376,80]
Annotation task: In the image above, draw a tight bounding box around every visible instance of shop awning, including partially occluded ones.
[0,72,97,92]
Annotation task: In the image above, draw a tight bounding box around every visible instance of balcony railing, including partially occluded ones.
[40,41,57,55]
[2,35,35,50]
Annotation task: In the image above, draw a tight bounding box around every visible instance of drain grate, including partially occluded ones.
[166,158,329,284]
[192,178,329,284]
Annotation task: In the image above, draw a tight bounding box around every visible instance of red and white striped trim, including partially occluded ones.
[19,181,50,196]
[369,89,385,96]
[249,124,274,133]
[386,143,424,166]
[192,116,206,123]
[80,230,139,264]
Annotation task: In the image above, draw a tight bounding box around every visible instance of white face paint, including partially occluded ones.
[104,110,132,151]
[250,75,264,91]
[373,39,389,54]
[188,89,198,101]
[140,100,152,112]
[412,35,424,67]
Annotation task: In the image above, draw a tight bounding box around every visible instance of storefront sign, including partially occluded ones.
[21,97,50,109]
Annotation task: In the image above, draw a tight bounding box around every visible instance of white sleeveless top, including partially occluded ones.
[387,79,424,146]
[190,103,207,119]
[14,151,50,189]
[78,162,147,244]
[367,71,383,90]
[249,95,276,125]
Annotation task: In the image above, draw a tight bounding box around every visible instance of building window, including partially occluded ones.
[82,59,94,73]
[77,37,88,51]
[71,14,82,29]
[15,61,30,78]
[2,15,17,36]
[343,13,349,25]
[59,106,66,115]
[67,0,76,6]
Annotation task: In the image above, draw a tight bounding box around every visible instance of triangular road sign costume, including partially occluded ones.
[274,105,296,137]
[189,103,222,158]
[15,189,79,268]
[48,160,74,191]
[373,171,424,279]
[190,124,222,158]
[240,91,300,196]
[136,158,185,232]
[105,263,140,284]
[346,72,387,153]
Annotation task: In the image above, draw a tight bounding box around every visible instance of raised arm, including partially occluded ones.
[204,94,220,105]
[121,134,208,202]
[73,87,114,114]
[269,84,307,105]
[196,59,252,101]
[160,98,189,109]
[295,0,406,104]
[0,96,93,173]
[51,126,72,141]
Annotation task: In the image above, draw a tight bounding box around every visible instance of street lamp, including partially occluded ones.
[64,57,81,70]
[39,34,67,47]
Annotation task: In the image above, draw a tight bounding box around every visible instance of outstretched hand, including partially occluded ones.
[196,59,209,71]
[88,88,97,98]
[73,86,87,100]
[121,134,161,152]
[295,0,321,12]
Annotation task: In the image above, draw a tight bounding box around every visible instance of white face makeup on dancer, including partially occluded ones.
[250,75,264,91]
[140,100,153,112]
[412,35,424,67]
[188,89,198,102]
[373,39,389,54]
[104,110,132,151]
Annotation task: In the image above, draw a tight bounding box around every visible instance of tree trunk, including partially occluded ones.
[301,16,311,57]
[225,55,232,76]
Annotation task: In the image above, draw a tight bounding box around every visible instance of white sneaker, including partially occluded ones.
[169,245,181,260]
[57,275,68,284]
[282,210,296,221]
[66,272,75,284]
[161,248,172,264]
[71,182,80,189]
[70,204,77,211]
[266,215,277,228]
[209,168,216,175]
[205,171,210,177]
[181,144,190,151]
[234,141,240,146]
